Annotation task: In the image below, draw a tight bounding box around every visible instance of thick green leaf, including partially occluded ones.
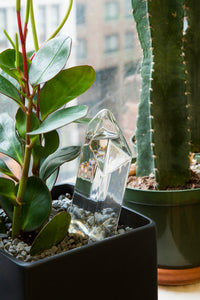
[0,49,31,82]
[32,131,59,172]
[0,113,23,165]
[0,194,13,220]
[0,178,15,221]
[29,105,88,135]
[39,66,95,119]
[16,108,40,141]
[20,177,51,231]
[0,178,16,202]
[0,75,22,105]
[40,146,81,180]
[46,169,59,191]
[29,36,72,86]
[30,211,71,256]
[75,118,91,125]
[0,158,18,180]
[0,70,20,89]
[32,130,59,159]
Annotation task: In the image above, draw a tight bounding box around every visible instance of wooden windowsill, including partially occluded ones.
[158,282,200,299]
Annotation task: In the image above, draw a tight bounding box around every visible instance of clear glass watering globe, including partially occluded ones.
[69,109,132,241]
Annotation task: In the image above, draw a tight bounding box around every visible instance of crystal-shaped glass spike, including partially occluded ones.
[70,109,132,241]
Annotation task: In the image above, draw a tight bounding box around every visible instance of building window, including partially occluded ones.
[38,6,46,43]
[124,32,134,49]
[76,4,86,25]
[105,2,119,21]
[51,5,60,29]
[0,9,7,48]
[104,34,119,53]
[76,38,87,59]
[124,0,132,18]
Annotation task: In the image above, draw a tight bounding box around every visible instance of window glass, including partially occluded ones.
[124,31,134,49]
[51,5,60,30]
[105,1,119,21]
[105,34,119,53]
[76,38,87,59]
[0,9,7,48]
[124,0,132,18]
[38,6,47,43]
[76,3,86,25]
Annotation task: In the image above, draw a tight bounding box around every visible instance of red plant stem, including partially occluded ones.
[24,23,28,41]
[17,11,29,96]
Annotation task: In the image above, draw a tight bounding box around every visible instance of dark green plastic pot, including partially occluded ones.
[123,187,200,269]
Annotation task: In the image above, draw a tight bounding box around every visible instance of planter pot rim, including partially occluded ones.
[125,186,200,206]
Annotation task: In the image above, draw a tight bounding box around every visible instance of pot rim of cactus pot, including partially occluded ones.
[125,185,200,206]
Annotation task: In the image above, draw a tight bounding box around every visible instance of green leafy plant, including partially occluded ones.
[0,0,95,254]
[132,0,200,189]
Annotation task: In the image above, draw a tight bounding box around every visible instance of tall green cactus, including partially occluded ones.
[132,0,154,177]
[185,0,200,152]
[133,0,191,189]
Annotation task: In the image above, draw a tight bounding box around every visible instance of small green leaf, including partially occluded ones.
[29,105,88,135]
[0,194,13,220]
[0,70,20,89]
[0,178,16,202]
[0,158,18,180]
[39,66,95,119]
[30,211,71,256]
[32,130,59,158]
[29,36,72,86]
[75,118,91,125]
[40,146,81,180]
[0,75,22,105]
[0,178,15,220]
[0,113,23,165]
[46,169,59,191]
[32,131,59,171]
[20,177,51,232]
[16,108,40,141]
[0,49,31,82]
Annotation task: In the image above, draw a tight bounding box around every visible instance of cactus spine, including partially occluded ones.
[133,0,191,189]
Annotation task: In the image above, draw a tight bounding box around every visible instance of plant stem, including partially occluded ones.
[24,0,30,39]
[12,4,33,238]
[47,0,73,41]
[12,146,32,238]
[3,29,15,49]
[30,0,39,52]
[17,11,29,96]
[16,0,21,12]
[15,33,19,69]
[12,205,22,238]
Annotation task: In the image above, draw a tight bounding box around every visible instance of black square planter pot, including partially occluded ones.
[0,184,157,300]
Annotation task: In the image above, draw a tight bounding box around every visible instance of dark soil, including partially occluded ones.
[127,170,200,191]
